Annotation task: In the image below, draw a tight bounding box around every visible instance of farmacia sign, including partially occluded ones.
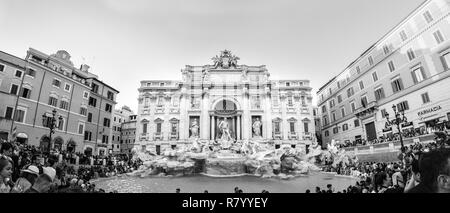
[417,105,442,116]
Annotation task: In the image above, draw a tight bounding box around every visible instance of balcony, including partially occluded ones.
[153,132,163,141]
[169,132,179,140]
[354,101,378,120]
[273,132,282,140]
[155,107,165,114]
[286,106,296,113]
[169,108,180,114]
[288,132,298,140]
[302,132,313,140]
[139,133,148,141]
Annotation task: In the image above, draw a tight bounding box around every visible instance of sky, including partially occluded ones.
[0,0,425,113]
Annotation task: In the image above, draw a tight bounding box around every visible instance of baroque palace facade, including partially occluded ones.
[136,50,315,154]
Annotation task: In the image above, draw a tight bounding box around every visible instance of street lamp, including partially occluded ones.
[384,104,408,153]
[42,109,63,154]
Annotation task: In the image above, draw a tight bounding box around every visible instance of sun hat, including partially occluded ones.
[21,165,39,176]
[42,167,56,182]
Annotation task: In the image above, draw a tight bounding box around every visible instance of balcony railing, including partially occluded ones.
[169,132,179,140]
[273,132,282,140]
[153,132,163,141]
[288,132,298,140]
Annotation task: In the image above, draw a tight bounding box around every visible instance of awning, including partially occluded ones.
[382,127,392,132]
[401,122,414,128]
[17,133,28,138]
[418,115,445,124]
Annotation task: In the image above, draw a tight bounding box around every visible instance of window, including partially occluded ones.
[374,87,385,101]
[143,123,148,134]
[351,102,356,112]
[397,101,409,111]
[10,84,19,95]
[91,83,99,93]
[20,88,31,99]
[64,83,71,92]
[354,119,360,127]
[59,100,69,110]
[383,45,390,54]
[329,88,332,95]
[423,11,433,23]
[15,70,23,78]
[332,112,336,122]
[304,122,309,133]
[289,122,295,132]
[57,118,64,131]
[341,107,345,117]
[337,95,342,103]
[26,69,36,77]
[325,130,329,137]
[333,127,338,134]
[301,96,306,105]
[78,123,84,135]
[381,109,387,118]
[107,91,114,101]
[4,107,14,119]
[391,78,404,93]
[433,30,445,44]
[347,87,354,98]
[411,67,426,84]
[368,56,373,66]
[361,96,368,108]
[160,82,165,87]
[323,116,328,126]
[102,135,109,144]
[356,66,360,74]
[337,81,341,89]
[286,82,290,86]
[421,93,430,104]
[14,108,26,123]
[322,105,327,113]
[287,96,293,106]
[359,81,364,90]
[88,97,97,107]
[103,118,110,127]
[0,64,4,72]
[441,52,450,70]
[84,131,92,141]
[274,122,281,133]
[329,99,335,108]
[83,91,89,99]
[400,30,408,41]
[407,48,416,61]
[156,123,162,133]
[171,122,178,133]
[173,97,179,107]
[388,61,395,72]
[157,96,164,106]
[52,79,61,88]
[87,113,93,122]
[48,96,58,107]
[343,124,348,131]
[372,72,378,82]
[105,103,112,113]
[114,117,116,122]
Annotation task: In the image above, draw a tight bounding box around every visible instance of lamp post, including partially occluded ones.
[42,109,63,154]
[384,104,408,153]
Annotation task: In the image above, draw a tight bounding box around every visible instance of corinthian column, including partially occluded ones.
[179,88,188,140]
[264,89,272,140]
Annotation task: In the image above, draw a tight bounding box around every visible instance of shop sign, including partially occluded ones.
[418,105,442,117]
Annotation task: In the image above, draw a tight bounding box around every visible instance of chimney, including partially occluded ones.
[80,64,90,72]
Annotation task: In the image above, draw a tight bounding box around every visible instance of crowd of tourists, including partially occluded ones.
[318,138,450,193]
[0,141,142,193]
[337,122,450,148]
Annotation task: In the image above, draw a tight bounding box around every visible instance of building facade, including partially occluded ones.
[135,50,315,154]
[121,114,137,154]
[0,48,119,155]
[317,0,450,146]
[112,106,134,154]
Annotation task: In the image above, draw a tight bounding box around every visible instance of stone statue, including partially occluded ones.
[190,118,199,138]
[212,55,221,68]
[202,70,210,82]
[218,117,232,141]
[252,118,262,137]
